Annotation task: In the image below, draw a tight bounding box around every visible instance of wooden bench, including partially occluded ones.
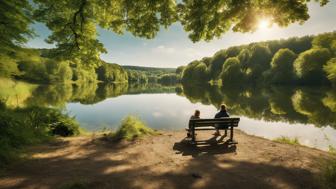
[186,118,240,144]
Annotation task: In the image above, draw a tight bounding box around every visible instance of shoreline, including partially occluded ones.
[1,129,334,189]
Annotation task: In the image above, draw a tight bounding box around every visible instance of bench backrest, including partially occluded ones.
[189,117,240,128]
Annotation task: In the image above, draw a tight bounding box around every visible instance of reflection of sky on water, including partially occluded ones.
[67,93,336,151]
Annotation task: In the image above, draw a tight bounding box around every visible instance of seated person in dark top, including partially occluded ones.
[214,104,230,136]
[188,110,200,137]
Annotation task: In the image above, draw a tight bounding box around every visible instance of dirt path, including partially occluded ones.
[0,130,333,189]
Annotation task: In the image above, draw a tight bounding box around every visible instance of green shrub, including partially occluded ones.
[109,116,156,141]
[50,118,80,137]
[274,136,300,145]
[0,105,80,169]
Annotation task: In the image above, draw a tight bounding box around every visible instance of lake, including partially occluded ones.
[1,77,336,151]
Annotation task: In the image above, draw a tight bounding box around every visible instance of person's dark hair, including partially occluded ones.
[194,110,200,117]
[220,104,226,111]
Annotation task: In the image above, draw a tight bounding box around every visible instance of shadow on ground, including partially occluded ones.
[173,136,237,157]
[0,134,323,189]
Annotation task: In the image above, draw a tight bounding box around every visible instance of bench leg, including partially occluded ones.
[230,126,233,141]
[224,129,227,137]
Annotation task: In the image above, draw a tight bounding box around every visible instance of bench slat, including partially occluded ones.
[194,122,239,125]
[194,120,239,124]
[186,126,216,131]
[189,118,240,122]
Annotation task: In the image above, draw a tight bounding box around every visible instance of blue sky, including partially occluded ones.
[27,1,336,68]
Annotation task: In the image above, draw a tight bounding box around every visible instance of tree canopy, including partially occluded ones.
[0,0,331,63]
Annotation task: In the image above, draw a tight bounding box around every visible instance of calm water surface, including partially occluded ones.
[1,78,336,151]
[67,85,336,151]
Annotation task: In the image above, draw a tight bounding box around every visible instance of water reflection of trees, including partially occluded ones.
[3,78,335,128]
[181,83,336,128]
[25,82,129,107]
[127,82,176,94]
[1,81,177,108]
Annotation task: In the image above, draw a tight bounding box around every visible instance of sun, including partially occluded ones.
[258,19,270,30]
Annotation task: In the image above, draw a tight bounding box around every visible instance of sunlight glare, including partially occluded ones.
[258,19,270,30]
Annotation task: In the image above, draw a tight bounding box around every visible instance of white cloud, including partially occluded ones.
[152,45,176,54]
[152,112,163,117]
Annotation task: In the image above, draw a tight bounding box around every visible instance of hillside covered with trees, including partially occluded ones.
[0,47,129,84]
[179,32,336,86]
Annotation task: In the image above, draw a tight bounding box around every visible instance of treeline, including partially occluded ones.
[123,66,178,85]
[179,32,336,86]
[0,47,128,84]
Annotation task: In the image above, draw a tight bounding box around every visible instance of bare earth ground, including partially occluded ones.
[0,130,333,189]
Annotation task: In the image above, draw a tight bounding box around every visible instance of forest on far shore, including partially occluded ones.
[0,47,179,85]
[179,32,336,87]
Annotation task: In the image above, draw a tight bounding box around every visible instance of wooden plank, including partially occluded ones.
[190,118,240,125]
[194,127,216,130]
[189,118,240,122]
[187,126,235,130]
[192,121,238,125]
[186,127,216,131]
[190,121,239,125]
[194,122,239,125]
[194,123,239,127]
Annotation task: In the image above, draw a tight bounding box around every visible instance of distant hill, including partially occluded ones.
[122,65,176,73]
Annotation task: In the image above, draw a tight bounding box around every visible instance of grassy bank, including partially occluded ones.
[0,102,80,170]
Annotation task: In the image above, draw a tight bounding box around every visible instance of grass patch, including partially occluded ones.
[107,116,156,141]
[273,136,300,145]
